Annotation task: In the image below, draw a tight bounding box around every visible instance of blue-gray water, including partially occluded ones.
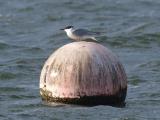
[0,0,160,120]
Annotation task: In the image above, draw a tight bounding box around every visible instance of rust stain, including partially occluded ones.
[44,65,49,88]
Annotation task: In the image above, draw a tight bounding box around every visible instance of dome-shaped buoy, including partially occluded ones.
[40,41,127,106]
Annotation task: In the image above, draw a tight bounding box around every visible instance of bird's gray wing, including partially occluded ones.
[72,29,100,36]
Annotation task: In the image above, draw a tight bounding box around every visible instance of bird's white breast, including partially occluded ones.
[65,29,73,38]
[65,29,79,40]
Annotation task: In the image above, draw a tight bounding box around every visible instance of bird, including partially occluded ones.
[60,26,101,42]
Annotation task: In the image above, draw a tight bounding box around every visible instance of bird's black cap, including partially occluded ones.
[60,26,74,30]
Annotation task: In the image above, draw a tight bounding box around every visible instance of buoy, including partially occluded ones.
[40,41,127,106]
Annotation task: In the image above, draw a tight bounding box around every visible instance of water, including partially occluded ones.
[0,0,160,119]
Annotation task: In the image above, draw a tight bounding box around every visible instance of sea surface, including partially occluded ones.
[0,0,160,120]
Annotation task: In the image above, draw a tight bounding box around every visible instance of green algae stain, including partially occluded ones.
[40,88,52,101]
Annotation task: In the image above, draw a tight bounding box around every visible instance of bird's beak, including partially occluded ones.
[60,28,64,30]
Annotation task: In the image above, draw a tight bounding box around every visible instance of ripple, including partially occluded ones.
[15,57,44,65]
[46,15,63,22]
[20,103,43,109]
[105,33,160,48]
[0,42,27,51]
[0,87,25,92]
[21,47,44,54]
[15,59,28,64]
[103,36,143,48]
[124,22,153,34]
[0,72,17,80]
[140,92,160,99]
[18,7,34,12]
[135,33,160,46]
[10,95,37,99]
[138,60,160,72]
[128,75,146,86]
[8,57,44,73]
[0,42,10,50]
[10,109,23,113]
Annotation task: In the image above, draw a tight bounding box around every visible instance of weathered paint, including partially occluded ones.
[40,41,127,105]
